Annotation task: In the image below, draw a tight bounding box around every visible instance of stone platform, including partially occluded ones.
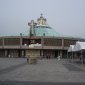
[0,58,85,85]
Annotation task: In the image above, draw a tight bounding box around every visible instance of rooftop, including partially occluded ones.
[28,14,63,37]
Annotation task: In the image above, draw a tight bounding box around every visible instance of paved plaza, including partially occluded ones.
[0,58,85,85]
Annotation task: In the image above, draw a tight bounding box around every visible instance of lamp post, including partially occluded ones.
[81,50,84,64]
[41,33,45,58]
[20,33,23,57]
[20,33,22,48]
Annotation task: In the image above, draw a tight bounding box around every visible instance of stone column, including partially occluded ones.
[60,50,63,58]
[21,50,25,57]
[22,50,24,57]
[41,36,44,48]
[62,38,64,49]
[5,50,7,57]
[2,37,4,48]
[41,36,44,58]
[20,33,22,48]
[40,50,43,58]
[24,50,26,57]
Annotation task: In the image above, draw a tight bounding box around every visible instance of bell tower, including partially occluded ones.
[28,20,37,37]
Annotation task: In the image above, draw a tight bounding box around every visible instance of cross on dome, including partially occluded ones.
[40,13,43,18]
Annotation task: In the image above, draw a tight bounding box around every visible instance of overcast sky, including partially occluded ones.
[0,0,85,38]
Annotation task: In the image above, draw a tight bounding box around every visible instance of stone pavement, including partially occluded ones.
[0,58,85,85]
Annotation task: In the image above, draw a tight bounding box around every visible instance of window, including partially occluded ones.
[44,38,62,46]
[4,38,20,45]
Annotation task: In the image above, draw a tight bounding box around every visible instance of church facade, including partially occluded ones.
[0,15,85,58]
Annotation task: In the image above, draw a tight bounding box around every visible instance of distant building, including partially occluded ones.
[0,14,85,58]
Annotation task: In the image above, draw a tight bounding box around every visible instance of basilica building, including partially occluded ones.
[0,14,85,58]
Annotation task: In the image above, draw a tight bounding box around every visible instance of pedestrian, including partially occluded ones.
[58,55,61,61]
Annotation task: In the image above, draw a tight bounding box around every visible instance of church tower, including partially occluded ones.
[28,20,37,37]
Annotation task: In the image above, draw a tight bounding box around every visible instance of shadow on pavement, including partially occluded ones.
[0,62,27,75]
[63,64,84,71]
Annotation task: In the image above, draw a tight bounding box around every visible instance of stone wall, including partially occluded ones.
[26,50,40,58]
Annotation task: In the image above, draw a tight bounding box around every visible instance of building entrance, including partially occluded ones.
[43,50,55,59]
[55,50,63,58]
[55,51,58,58]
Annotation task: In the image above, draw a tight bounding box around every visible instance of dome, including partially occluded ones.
[28,14,63,37]
[34,26,61,37]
